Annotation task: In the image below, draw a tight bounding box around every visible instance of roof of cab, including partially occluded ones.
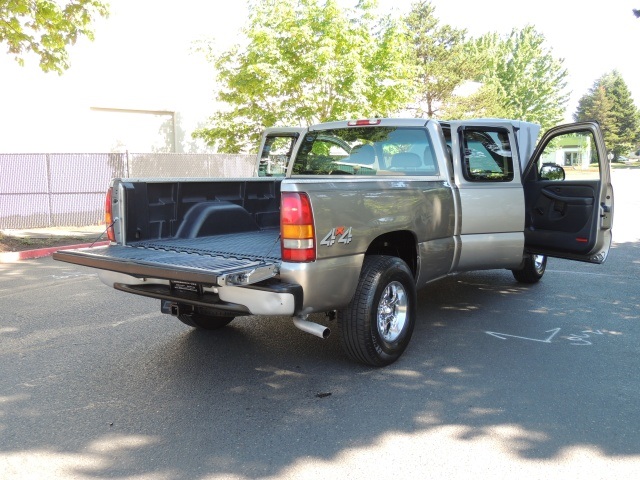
[309,118,430,130]
[309,117,541,169]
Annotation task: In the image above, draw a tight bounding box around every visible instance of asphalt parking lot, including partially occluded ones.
[1,169,639,479]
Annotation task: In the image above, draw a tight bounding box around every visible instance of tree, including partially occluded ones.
[402,14,569,126]
[472,26,569,129]
[574,71,640,159]
[440,82,510,120]
[194,0,414,153]
[402,0,478,118]
[603,71,640,158]
[574,84,617,154]
[0,0,109,74]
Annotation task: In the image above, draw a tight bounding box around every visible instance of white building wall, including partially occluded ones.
[0,0,248,154]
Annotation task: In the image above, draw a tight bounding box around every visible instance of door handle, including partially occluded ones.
[542,189,593,205]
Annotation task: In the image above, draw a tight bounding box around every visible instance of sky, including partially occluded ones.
[1,0,639,152]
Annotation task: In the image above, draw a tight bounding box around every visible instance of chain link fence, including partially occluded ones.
[0,152,254,229]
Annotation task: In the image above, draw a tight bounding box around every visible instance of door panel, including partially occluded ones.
[535,184,595,232]
[523,123,613,264]
[449,124,526,270]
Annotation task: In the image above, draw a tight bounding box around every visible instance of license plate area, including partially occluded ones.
[170,280,203,295]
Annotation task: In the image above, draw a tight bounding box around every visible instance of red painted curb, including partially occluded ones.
[0,241,110,263]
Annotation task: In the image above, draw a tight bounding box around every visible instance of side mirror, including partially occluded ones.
[539,163,565,181]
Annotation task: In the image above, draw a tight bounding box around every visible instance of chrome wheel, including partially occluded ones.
[377,281,408,342]
[512,254,547,284]
[533,255,546,275]
[338,255,416,366]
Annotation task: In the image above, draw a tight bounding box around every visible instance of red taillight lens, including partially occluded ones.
[281,192,315,262]
[105,187,116,242]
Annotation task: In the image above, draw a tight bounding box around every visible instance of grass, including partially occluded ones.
[0,231,102,253]
[611,160,640,169]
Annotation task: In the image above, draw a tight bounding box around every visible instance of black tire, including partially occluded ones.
[338,255,416,367]
[511,254,547,284]
[177,307,235,330]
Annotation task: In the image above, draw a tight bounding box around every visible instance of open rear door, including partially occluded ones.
[522,122,614,264]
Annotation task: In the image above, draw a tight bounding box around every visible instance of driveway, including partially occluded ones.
[0,169,638,479]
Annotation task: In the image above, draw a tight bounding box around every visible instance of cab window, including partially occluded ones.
[292,127,438,176]
[460,128,514,182]
[536,131,601,181]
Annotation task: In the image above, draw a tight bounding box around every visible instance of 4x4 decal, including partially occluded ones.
[320,226,353,247]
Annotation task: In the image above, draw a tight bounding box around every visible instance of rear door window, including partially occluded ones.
[460,128,514,182]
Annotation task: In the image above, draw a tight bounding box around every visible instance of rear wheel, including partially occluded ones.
[511,254,547,284]
[338,255,416,367]
[177,307,235,330]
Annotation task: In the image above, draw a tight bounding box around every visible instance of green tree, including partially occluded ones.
[440,82,510,119]
[0,0,109,74]
[472,26,569,129]
[402,0,477,118]
[574,71,640,159]
[602,71,640,158]
[574,83,617,157]
[194,0,413,153]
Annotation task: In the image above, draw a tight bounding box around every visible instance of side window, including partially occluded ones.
[258,135,298,177]
[460,128,514,182]
[537,131,601,181]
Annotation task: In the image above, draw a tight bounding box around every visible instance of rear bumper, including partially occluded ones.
[98,270,302,316]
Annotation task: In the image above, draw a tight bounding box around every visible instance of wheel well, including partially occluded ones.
[365,231,417,277]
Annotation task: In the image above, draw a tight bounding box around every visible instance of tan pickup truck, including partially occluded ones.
[54,118,614,366]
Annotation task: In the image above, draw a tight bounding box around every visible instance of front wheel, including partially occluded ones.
[338,255,416,367]
[511,254,547,284]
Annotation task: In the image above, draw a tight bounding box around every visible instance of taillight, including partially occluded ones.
[105,187,116,242]
[281,192,315,262]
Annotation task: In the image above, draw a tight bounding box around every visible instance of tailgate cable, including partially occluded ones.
[261,233,282,265]
[90,218,118,248]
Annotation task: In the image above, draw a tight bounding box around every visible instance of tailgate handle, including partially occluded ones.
[217,264,278,286]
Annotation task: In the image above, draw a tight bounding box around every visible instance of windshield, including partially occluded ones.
[292,126,438,176]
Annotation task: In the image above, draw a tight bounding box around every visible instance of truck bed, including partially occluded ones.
[130,229,282,261]
[53,177,286,285]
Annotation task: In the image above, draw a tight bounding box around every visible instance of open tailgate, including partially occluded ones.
[52,230,281,287]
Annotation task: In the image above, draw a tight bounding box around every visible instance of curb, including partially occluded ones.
[0,241,110,264]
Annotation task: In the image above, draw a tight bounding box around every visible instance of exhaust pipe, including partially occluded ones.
[293,315,330,339]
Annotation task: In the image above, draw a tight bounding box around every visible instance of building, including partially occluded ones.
[0,0,247,154]
[539,133,594,170]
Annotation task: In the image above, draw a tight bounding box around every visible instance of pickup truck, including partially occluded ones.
[53,118,614,366]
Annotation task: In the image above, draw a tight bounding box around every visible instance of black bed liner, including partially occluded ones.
[130,229,281,261]
[53,229,282,286]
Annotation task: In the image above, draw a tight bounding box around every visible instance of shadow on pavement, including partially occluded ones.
[0,242,638,478]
